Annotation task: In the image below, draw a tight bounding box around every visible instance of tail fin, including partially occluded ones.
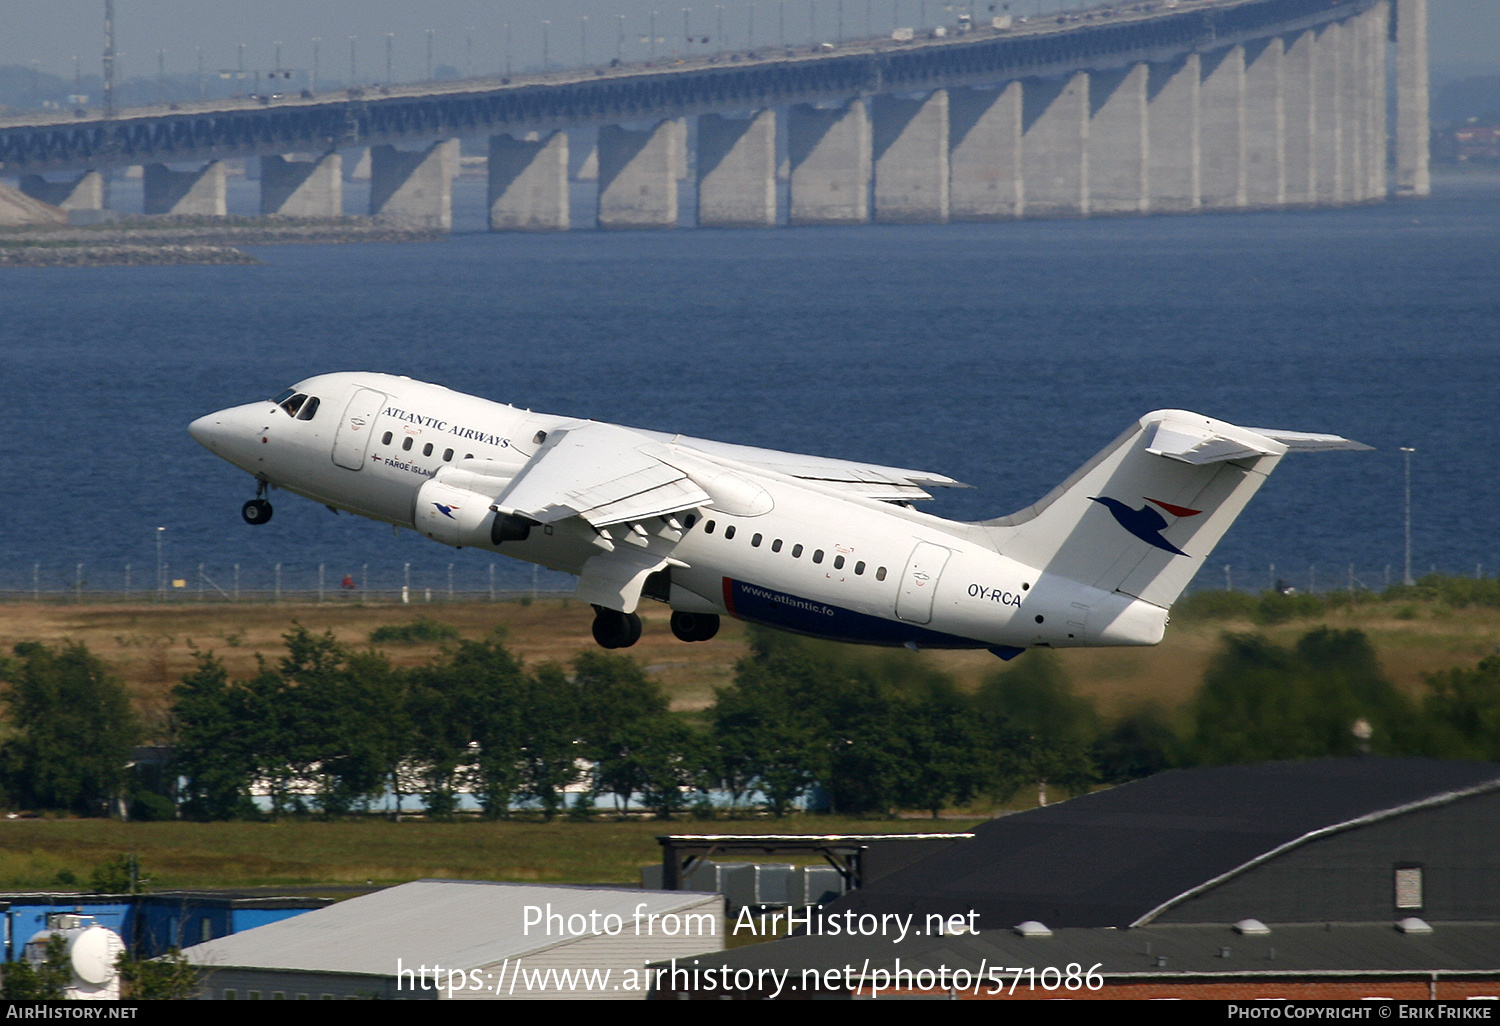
[976,411,1370,610]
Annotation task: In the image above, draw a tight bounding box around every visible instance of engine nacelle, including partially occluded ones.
[413,477,501,549]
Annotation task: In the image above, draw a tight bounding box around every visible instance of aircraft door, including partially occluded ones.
[332,388,389,470]
[895,541,952,624]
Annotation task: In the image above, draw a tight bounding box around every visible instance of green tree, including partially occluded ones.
[0,642,140,815]
[572,652,671,814]
[1,935,69,999]
[712,636,829,817]
[118,947,199,1000]
[634,716,705,819]
[1190,628,1414,764]
[516,664,581,819]
[1419,655,1500,759]
[974,650,1098,803]
[172,652,257,820]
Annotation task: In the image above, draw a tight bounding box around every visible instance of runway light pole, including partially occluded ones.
[1401,446,1416,586]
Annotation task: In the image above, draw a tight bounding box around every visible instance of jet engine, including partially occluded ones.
[413,468,513,549]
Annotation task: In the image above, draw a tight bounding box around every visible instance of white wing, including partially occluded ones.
[495,422,711,528]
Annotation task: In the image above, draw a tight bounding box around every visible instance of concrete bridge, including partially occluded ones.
[0,0,1431,231]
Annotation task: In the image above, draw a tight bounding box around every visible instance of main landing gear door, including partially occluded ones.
[333,388,389,470]
[895,541,952,625]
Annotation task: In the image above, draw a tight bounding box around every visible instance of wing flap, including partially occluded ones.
[640,431,967,499]
[495,422,711,528]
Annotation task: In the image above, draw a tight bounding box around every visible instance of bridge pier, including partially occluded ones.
[597,120,680,230]
[1147,56,1200,213]
[789,101,871,226]
[370,141,455,229]
[872,91,949,224]
[1088,65,1147,215]
[488,131,570,231]
[696,111,777,228]
[949,83,1023,220]
[1022,73,1089,217]
[18,171,103,212]
[1366,2,1390,201]
[143,161,226,216]
[1199,46,1247,211]
[1282,30,1317,205]
[1340,18,1366,202]
[1313,22,1344,205]
[1243,39,1286,208]
[260,153,342,217]
[1395,0,1429,197]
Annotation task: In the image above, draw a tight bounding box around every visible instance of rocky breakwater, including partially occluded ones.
[0,214,443,268]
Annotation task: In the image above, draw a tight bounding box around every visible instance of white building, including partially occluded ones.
[183,879,723,1000]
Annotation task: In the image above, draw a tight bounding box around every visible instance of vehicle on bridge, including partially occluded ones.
[190,373,1367,652]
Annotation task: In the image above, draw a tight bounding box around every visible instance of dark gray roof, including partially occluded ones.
[651,921,1500,996]
[824,758,1500,930]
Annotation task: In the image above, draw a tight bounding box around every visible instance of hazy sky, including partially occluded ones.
[2,0,1496,83]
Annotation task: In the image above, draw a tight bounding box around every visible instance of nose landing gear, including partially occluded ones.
[242,481,273,525]
[242,500,273,524]
[670,611,720,643]
[591,605,643,649]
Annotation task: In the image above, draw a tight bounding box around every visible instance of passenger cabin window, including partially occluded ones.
[792,544,803,558]
[876,567,887,581]
[443,448,454,461]
[381,431,393,445]
[751,533,763,547]
[402,437,413,451]
[704,520,716,534]
[684,514,698,529]
[812,549,824,564]
[771,539,783,553]
[855,561,865,575]
[834,555,846,570]
[725,526,737,540]
[296,396,320,421]
[423,443,434,457]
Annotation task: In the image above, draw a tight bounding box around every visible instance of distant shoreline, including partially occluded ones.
[0,215,443,266]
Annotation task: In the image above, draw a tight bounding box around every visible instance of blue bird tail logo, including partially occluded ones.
[1089,496,1203,556]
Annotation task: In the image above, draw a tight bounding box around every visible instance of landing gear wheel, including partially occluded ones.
[671,611,720,643]
[591,605,642,649]
[241,499,273,525]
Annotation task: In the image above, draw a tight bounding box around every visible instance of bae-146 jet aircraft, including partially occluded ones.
[190,373,1369,655]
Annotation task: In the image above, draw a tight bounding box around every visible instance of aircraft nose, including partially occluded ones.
[189,412,230,453]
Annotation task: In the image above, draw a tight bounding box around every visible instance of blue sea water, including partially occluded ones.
[1,172,1497,599]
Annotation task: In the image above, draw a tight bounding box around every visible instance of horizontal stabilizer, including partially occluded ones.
[1145,418,1285,465]
[1245,428,1376,454]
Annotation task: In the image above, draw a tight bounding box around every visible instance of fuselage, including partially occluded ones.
[190,372,1168,654]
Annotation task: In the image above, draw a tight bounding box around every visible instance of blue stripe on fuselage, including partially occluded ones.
[723,577,989,650]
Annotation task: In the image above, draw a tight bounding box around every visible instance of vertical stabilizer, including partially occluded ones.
[977,411,1366,610]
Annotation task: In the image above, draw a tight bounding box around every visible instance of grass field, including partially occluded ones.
[0,593,1493,892]
[0,815,982,893]
[0,593,1494,734]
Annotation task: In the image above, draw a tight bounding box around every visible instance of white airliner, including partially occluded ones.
[189,373,1369,654]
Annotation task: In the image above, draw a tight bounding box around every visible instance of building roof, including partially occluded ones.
[183,880,721,977]
[650,921,1500,997]
[823,758,1500,930]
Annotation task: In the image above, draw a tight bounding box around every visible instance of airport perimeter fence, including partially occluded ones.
[0,557,1491,605]
[0,558,574,605]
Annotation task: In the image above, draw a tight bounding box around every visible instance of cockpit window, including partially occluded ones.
[280,393,308,417]
[296,396,320,421]
[271,387,297,406]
